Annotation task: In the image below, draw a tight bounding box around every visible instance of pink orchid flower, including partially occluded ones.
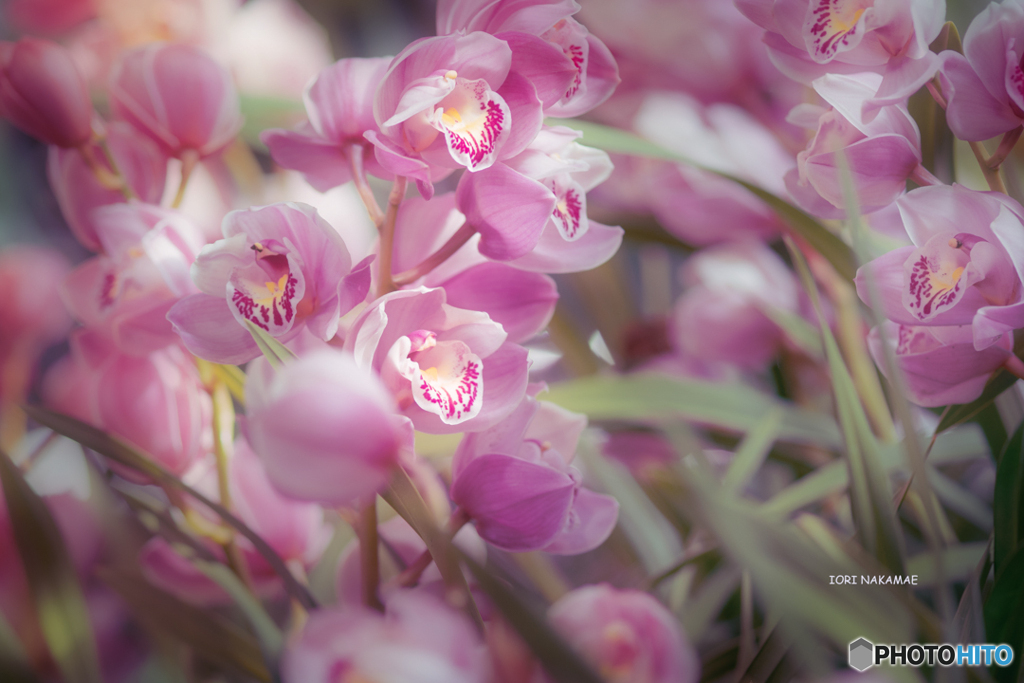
[673,241,805,371]
[939,0,1024,141]
[345,287,529,434]
[0,37,94,148]
[855,185,1024,350]
[43,329,212,479]
[784,72,926,219]
[108,43,243,160]
[262,57,395,191]
[450,391,619,554]
[63,203,204,356]
[168,202,372,365]
[282,590,489,683]
[389,193,559,343]
[244,349,410,506]
[548,584,700,683]
[736,0,946,112]
[868,322,1013,407]
[48,122,168,252]
[368,31,543,198]
[436,0,619,117]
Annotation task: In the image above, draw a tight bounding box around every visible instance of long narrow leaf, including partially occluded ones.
[0,608,39,683]
[458,552,607,683]
[548,117,858,280]
[722,409,783,495]
[994,420,1024,577]
[245,320,297,368]
[787,239,905,575]
[381,466,481,628]
[98,567,271,682]
[0,448,102,683]
[543,375,841,448]
[24,406,317,610]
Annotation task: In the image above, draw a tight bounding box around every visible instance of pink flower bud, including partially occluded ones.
[107,43,242,159]
[0,37,94,148]
[549,584,699,683]
[244,349,409,506]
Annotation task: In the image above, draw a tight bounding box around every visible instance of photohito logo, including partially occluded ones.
[848,638,1014,670]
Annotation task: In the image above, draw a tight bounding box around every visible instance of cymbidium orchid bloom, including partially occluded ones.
[855,185,1024,350]
[436,0,619,117]
[784,72,926,219]
[0,37,94,148]
[244,349,409,507]
[262,57,394,191]
[107,43,243,160]
[48,122,168,252]
[63,202,204,356]
[939,0,1024,141]
[867,322,1013,407]
[736,0,946,112]
[548,584,699,683]
[368,31,544,198]
[673,241,805,371]
[345,287,529,434]
[43,329,212,479]
[168,202,372,365]
[389,193,559,343]
[449,126,623,270]
[450,391,618,554]
[282,590,489,683]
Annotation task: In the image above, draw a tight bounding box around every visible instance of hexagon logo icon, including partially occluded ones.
[849,638,874,671]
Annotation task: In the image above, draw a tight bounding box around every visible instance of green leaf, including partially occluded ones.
[983,546,1024,683]
[98,567,271,682]
[652,465,916,679]
[0,608,40,683]
[381,466,482,628]
[994,420,1024,577]
[239,94,304,150]
[722,408,784,495]
[787,238,905,575]
[245,320,297,369]
[542,374,841,448]
[189,558,284,660]
[906,542,989,585]
[760,462,848,518]
[458,552,607,683]
[0,448,102,683]
[575,434,681,574]
[547,117,858,280]
[23,406,317,610]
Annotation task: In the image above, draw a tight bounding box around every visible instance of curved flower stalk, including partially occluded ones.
[450,391,618,554]
[344,287,529,434]
[168,202,372,365]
